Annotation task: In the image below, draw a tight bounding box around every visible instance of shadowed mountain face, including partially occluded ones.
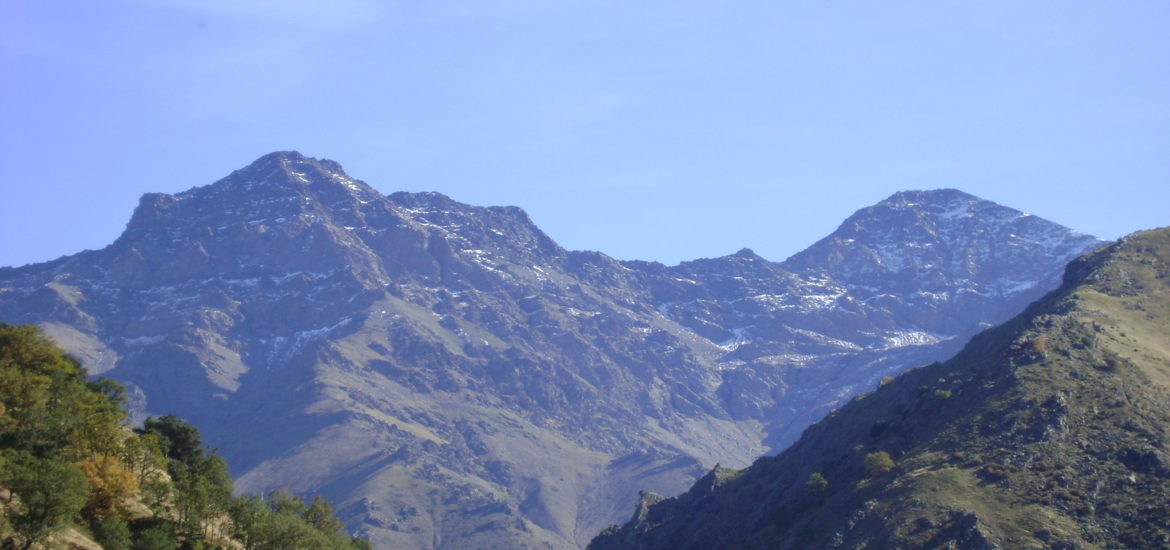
[0,152,1104,549]
[589,227,1170,550]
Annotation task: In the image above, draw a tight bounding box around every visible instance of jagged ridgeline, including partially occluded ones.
[589,227,1170,550]
[0,324,372,550]
[0,152,1105,550]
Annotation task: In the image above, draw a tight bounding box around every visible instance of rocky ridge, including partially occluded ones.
[589,227,1170,549]
[0,152,1104,549]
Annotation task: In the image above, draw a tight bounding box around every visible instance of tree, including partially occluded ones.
[864,451,895,477]
[265,489,309,518]
[0,450,90,550]
[171,454,233,539]
[805,472,828,492]
[76,453,140,522]
[0,325,83,457]
[131,523,177,550]
[236,491,367,550]
[121,432,168,485]
[304,495,343,534]
[62,388,125,461]
[0,324,125,462]
[92,515,133,550]
[227,495,271,548]
[247,512,334,549]
[142,415,204,468]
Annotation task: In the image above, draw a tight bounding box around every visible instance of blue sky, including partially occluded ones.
[2,1,1168,268]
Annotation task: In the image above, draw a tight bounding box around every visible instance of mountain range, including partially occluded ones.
[589,226,1170,549]
[0,152,1105,549]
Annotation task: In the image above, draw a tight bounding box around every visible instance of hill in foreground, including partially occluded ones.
[590,226,1170,549]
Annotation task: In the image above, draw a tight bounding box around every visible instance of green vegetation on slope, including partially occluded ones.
[591,227,1170,549]
[0,324,372,550]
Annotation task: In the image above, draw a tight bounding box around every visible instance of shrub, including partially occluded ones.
[805,472,828,492]
[979,463,1011,480]
[864,451,894,477]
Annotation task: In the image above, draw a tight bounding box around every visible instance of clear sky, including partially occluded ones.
[2,1,1168,269]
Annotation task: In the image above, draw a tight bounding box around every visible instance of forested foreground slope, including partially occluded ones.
[591,227,1170,550]
[0,325,371,550]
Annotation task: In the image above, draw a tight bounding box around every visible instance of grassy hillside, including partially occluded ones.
[591,227,1170,549]
[0,324,372,550]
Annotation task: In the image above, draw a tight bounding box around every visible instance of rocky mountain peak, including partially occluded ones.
[191,150,379,210]
[94,152,410,291]
[783,188,1106,300]
[118,152,380,244]
[883,187,977,207]
[730,248,764,260]
[229,150,350,186]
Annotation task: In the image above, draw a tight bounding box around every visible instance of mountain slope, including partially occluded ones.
[0,152,1104,549]
[651,188,1104,449]
[589,227,1170,549]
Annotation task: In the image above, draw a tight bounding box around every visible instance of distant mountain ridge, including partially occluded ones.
[589,226,1170,550]
[0,152,1105,549]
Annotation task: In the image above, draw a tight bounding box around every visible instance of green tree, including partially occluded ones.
[121,432,168,485]
[86,376,128,408]
[63,387,126,461]
[304,495,344,534]
[248,512,335,549]
[172,454,233,539]
[0,450,90,550]
[92,515,133,550]
[805,472,828,492]
[227,494,271,548]
[132,523,177,550]
[864,451,895,477]
[267,489,307,517]
[141,414,234,542]
[142,414,204,468]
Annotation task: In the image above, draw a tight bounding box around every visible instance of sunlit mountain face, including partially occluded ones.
[0,152,1104,549]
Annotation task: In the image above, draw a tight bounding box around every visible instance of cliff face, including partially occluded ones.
[0,152,1104,549]
[590,227,1170,550]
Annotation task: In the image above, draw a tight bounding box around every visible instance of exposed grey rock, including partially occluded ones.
[0,153,1105,549]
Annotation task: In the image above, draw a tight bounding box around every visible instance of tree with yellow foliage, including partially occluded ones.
[75,454,140,522]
